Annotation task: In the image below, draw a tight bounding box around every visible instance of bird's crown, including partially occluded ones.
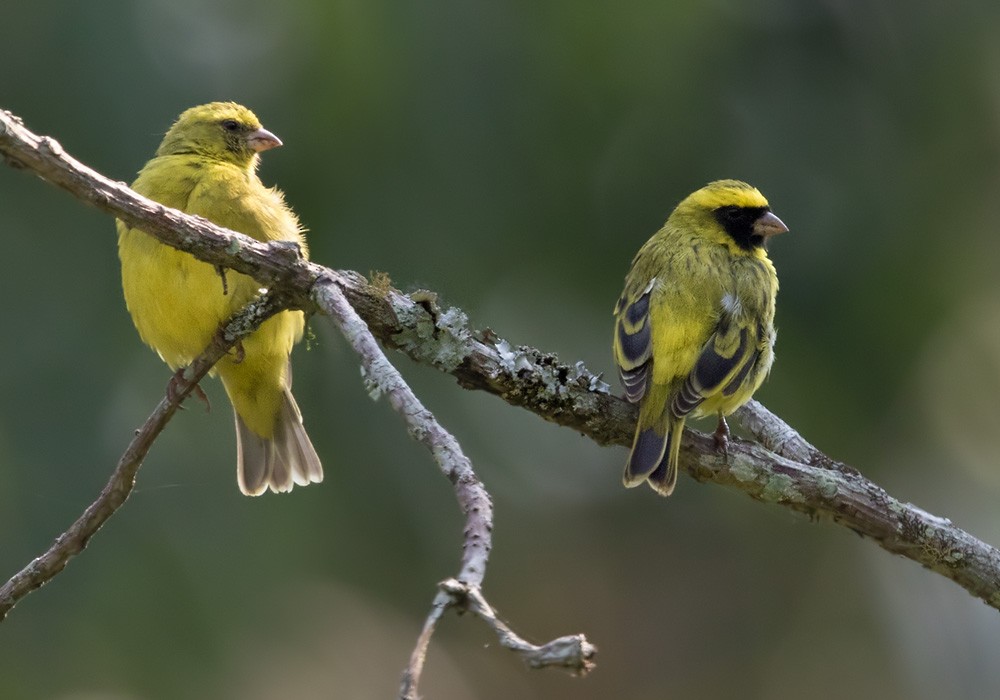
[681,180,769,212]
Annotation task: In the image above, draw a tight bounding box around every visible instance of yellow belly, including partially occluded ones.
[118,225,254,369]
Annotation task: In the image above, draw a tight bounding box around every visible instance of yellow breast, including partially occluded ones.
[117,154,302,369]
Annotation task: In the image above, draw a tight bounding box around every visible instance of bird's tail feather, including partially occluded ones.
[623,426,668,488]
[236,389,323,496]
[623,414,684,497]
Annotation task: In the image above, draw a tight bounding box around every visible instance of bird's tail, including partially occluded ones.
[623,404,685,497]
[235,388,323,496]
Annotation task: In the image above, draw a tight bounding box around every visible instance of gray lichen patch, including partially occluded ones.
[494,339,532,375]
[729,456,804,503]
[569,361,612,395]
[429,307,475,371]
[360,364,383,401]
[814,472,839,500]
[760,472,803,503]
[729,458,757,484]
[391,302,474,373]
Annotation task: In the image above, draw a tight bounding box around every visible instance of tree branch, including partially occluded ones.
[314,278,493,587]
[341,276,1000,609]
[314,278,594,696]
[2,104,999,641]
[0,293,285,620]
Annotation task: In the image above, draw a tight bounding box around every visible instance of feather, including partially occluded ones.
[235,388,323,496]
[623,426,669,487]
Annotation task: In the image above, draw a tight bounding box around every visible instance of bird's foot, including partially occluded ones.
[229,340,245,364]
[167,368,211,412]
[713,416,730,457]
[191,382,211,412]
[215,265,229,296]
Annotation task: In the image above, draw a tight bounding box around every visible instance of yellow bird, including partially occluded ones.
[613,180,788,496]
[117,102,323,495]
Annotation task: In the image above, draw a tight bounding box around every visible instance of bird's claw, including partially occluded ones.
[230,340,245,364]
[713,416,730,457]
[167,368,211,412]
[215,265,229,296]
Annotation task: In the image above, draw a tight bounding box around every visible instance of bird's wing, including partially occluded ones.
[671,299,761,417]
[613,278,655,403]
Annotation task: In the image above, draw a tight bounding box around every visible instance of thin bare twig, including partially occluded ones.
[401,579,596,700]
[314,278,493,585]
[448,578,596,672]
[401,587,454,698]
[314,278,591,697]
[0,293,285,620]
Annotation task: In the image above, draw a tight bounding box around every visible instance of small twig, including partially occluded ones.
[0,294,284,620]
[314,278,587,696]
[314,276,493,585]
[401,579,596,699]
[457,579,596,672]
[400,587,453,700]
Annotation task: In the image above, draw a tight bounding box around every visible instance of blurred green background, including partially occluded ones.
[3,0,1000,698]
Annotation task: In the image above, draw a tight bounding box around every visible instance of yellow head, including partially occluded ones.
[155,102,282,166]
[672,179,788,252]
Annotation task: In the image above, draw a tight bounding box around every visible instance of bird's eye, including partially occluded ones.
[717,206,741,221]
[221,119,241,132]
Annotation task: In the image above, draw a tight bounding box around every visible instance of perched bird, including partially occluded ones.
[117,102,323,495]
[613,180,788,496]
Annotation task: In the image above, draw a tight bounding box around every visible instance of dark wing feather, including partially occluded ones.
[670,306,756,418]
[613,280,655,404]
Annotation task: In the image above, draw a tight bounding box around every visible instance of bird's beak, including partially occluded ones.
[753,211,789,238]
[246,127,283,153]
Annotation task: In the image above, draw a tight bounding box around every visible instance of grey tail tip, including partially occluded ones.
[623,427,670,492]
[645,457,677,497]
[235,389,324,496]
